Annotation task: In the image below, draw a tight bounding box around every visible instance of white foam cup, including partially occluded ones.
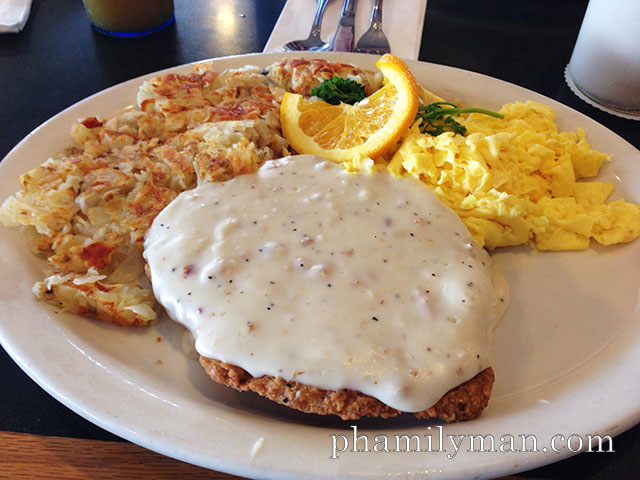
[567,0,640,112]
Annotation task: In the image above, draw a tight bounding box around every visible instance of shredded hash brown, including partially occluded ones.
[0,59,382,327]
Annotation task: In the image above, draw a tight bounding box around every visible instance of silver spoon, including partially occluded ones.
[283,0,333,51]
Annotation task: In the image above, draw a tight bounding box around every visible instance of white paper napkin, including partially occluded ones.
[264,0,428,60]
[0,0,32,33]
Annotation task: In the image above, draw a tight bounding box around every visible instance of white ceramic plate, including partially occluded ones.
[1,52,639,479]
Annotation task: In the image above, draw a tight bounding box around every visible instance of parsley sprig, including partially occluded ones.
[415,102,504,136]
[311,76,366,105]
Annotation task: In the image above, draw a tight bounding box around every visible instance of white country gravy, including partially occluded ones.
[144,155,508,412]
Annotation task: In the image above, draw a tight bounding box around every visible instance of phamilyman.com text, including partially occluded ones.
[330,426,614,459]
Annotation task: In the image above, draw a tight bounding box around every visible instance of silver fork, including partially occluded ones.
[354,0,390,55]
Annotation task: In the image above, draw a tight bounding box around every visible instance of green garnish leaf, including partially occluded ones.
[415,102,504,136]
[311,76,366,105]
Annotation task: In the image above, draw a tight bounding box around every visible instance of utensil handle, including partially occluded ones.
[370,0,383,29]
[310,0,331,38]
[340,0,358,22]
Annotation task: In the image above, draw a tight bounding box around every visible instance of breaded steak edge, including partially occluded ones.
[199,356,494,421]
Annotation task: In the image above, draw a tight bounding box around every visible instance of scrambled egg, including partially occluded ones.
[381,101,640,250]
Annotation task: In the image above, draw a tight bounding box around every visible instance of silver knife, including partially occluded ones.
[331,0,358,52]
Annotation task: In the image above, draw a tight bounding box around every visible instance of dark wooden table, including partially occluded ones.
[1,1,638,478]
